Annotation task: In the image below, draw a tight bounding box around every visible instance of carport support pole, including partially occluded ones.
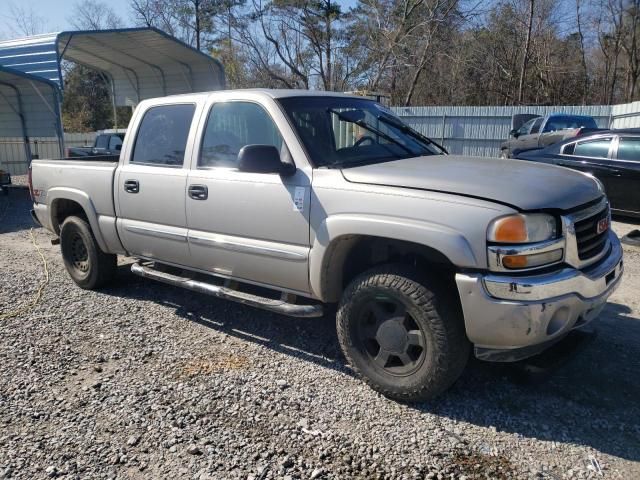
[108,76,118,129]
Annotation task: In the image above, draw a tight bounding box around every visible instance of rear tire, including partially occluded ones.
[499,149,510,159]
[60,215,116,289]
[336,264,469,401]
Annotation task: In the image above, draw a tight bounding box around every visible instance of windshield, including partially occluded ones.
[277,96,444,168]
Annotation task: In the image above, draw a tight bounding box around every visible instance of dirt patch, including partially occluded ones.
[180,353,250,378]
[447,449,518,479]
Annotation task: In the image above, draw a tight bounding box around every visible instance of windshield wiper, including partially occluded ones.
[327,108,417,157]
[377,115,448,154]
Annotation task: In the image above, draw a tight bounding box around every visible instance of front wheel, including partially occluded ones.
[499,149,510,159]
[60,215,116,289]
[336,265,469,401]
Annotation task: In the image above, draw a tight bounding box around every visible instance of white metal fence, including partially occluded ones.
[392,105,614,157]
[0,133,96,175]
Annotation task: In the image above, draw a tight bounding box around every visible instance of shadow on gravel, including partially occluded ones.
[414,300,640,463]
[0,188,36,235]
[105,263,350,377]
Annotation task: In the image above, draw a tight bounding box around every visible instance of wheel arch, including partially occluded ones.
[48,188,109,252]
[310,215,478,302]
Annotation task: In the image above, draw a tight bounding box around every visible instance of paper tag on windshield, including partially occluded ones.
[293,187,305,211]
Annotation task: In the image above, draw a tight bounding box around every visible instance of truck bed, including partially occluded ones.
[31,157,119,221]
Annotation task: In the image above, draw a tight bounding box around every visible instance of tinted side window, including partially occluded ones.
[199,102,283,168]
[572,138,612,159]
[108,135,123,151]
[95,135,108,149]
[530,118,543,134]
[132,104,195,166]
[617,137,640,161]
[518,118,535,135]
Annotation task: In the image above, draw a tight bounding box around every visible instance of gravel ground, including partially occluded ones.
[1,187,639,480]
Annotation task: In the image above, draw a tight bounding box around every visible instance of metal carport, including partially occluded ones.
[0,27,225,106]
[0,66,63,175]
[0,28,225,173]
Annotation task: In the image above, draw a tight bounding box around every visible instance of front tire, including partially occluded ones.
[336,265,469,401]
[60,215,116,289]
[499,149,510,159]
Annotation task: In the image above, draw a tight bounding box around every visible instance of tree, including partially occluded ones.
[4,2,48,37]
[70,0,124,30]
[61,65,113,132]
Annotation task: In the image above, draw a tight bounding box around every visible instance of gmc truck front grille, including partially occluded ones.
[574,205,609,261]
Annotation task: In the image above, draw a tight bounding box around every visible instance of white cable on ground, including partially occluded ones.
[0,228,49,321]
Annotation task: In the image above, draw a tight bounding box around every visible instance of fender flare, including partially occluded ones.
[47,187,110,253]
[309,214,478,301]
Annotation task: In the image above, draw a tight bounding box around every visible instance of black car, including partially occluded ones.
[515,129,640,218]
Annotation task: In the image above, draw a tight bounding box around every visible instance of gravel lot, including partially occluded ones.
[1,187,639,480]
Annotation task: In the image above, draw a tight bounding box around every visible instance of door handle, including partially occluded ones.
[124,179,139,193]
[188,184,208,200]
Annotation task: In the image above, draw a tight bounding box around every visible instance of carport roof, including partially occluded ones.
[0,65,62,140]
[0,28,225,107]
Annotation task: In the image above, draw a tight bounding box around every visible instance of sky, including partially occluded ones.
[0,0,131,38]
[0,0,358,40]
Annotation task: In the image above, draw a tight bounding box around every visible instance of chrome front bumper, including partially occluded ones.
[456,231,623,361]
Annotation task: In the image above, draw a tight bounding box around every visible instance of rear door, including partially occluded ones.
[611,136,640,214]
[556,136,616,193]
[115,102,201,265]
[185,98,312,293]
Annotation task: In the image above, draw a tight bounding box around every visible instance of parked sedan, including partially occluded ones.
[515,130,640,218]
[0,168,10,195]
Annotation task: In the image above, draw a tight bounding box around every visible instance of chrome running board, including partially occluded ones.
[131,262,323,318]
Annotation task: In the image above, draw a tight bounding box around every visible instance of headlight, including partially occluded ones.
[487,213,563,271]
[487,213,557,243]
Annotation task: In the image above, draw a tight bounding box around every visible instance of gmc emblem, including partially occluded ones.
[597,217,609,234]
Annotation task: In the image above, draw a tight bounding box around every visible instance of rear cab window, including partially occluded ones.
[131,104,196,167]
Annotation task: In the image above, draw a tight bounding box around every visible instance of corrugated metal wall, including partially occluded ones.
[610,101,640,128]
[392,105,613,157]
[0,133,95,175]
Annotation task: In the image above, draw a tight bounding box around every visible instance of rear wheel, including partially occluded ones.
[499,149,509,159]
[60,216,116,289]
[336,265,469,401]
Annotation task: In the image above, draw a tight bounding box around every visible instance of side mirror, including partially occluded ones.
[115,144,122,151]
[237,145,295,175]
[510,129,519,138]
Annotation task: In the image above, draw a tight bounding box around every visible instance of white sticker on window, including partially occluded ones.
[293,186,306,212]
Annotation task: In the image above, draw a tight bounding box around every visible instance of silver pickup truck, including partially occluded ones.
[30,90,624,401]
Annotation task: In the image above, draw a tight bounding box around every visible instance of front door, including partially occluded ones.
[116,103,198,266]
[186,100,311,294]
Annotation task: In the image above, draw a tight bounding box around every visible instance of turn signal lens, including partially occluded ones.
[488,214,557,243]
[502,255,528,268]
[502,249,563,270]
[491,216,527,243]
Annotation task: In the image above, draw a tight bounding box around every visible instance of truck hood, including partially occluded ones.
[340,155,602,211]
